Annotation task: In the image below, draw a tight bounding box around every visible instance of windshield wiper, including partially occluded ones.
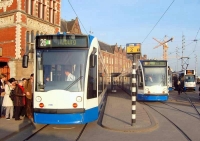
[65,76,83,90]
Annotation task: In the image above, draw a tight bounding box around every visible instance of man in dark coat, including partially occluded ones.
[9,78,25,120]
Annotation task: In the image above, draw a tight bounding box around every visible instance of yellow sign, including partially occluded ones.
[126,43,141,54]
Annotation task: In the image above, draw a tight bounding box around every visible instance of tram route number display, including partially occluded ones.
[36,35,88,48]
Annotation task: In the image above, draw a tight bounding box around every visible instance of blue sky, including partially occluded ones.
[61,0,200,76]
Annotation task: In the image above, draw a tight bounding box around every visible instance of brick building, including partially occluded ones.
[0,0,60,80]
[61,17,82,34]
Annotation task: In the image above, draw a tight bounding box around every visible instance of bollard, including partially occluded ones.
[131,57,136,126]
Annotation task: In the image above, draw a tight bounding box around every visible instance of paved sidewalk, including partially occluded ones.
[102,87,158,132]
[0,117,33,141]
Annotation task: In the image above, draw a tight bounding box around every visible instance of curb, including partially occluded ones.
[0,121,33,141]
[100,92,158,133]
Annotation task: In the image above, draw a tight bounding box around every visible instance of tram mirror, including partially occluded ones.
[22,55,29,68]
[90,54,95,68]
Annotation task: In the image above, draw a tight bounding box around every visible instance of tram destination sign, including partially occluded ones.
[185,70,194,75]
[126,43,141,54]
[143,61,167,66]
[36,35,88,48]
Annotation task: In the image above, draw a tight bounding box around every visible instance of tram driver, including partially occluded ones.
[64,67,75,81]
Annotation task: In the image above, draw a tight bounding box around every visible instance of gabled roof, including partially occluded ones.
[98,41,114,54]
[60,18,76,32]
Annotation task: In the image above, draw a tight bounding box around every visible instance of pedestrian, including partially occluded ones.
[0,74,7,118]
[11,78,26,120]
[2,78,14,120]
[20,78,27,117]
[24,73,34,119]
[177,80,182,95]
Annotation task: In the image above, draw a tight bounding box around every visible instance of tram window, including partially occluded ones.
[87,55,97,99]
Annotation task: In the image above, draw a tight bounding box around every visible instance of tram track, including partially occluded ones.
[143,102,192,141]
[170,90,200,117]
[160,102,200,120]
[20,123,88,141]
[75,123,88,141]
[182,92,200,118]
[23,124,49,141]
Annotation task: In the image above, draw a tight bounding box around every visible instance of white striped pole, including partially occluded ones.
[131,54,136,126]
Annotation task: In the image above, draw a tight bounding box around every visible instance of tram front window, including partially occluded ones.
[185,75,195,82]
[36,50,88,92]
[144,67,167,86]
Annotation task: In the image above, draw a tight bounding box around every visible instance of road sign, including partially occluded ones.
[126,43,141,54]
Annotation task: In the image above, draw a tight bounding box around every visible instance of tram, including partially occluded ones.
[119,60,169,101]
[178,70,196,91]
[22,33,108,124]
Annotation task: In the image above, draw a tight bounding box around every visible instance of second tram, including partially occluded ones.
[119,60,169,101]
[172,69,196,91]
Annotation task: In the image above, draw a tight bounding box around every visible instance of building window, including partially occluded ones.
[30,0,33,15]
[31,30,34,42]
[25,0,29,13]
[38,2,41,18]
[43,3,45,20]
[36,31,39,36]
[25,31,34,59]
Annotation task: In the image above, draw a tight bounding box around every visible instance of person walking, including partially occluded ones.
[177,80,182,95]
[2,78,14,120]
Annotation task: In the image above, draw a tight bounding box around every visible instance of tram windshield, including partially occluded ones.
[185,75,195,82]
[144,67,167,86]
[35,49,88,92]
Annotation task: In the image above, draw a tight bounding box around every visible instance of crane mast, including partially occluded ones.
[153,36,173,60]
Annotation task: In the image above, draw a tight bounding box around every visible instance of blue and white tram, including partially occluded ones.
[178,70,196,91]
[119,60,169,101]
[22,33,108,124]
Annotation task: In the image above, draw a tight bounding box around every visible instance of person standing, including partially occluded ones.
[24,74,34,119]
[20,78,27,117]
[0,74,7,118]
[177,80,182,95]
[10,78,25,120]
[2,78,14,120]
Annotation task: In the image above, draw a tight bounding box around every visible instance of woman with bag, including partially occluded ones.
[2,78,15,120]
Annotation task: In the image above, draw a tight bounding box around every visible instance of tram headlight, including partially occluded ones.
[36,96,42,102]
[76,96,82,102]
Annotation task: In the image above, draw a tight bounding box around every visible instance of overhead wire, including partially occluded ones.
[187,28,200,57]
[141,0,175,44]
[68,0,88,34]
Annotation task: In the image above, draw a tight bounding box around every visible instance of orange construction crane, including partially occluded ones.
[153,36,173,60]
